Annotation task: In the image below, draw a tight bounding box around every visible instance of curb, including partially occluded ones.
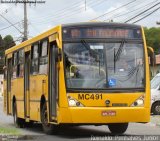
[149,115,160,127]
[0,135,37,140]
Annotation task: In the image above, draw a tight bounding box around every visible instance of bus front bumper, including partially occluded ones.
[58,107,150,124]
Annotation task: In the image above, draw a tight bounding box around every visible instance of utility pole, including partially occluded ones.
[21,0,45,41]
[1,0,45,42]
[23,0,28,42]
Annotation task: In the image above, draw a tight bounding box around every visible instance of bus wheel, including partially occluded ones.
[41,103,58,135]
[152,102,160,115]
[13,102,25,128]
[108,123,128,134]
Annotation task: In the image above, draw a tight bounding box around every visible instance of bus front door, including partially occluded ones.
[24,52,30,119]
[7,58,12,115]
[49,42,57,121]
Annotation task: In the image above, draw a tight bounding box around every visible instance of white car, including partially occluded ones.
[151,73,160,115]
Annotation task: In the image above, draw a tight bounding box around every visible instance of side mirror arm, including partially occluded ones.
[55,48,62,62]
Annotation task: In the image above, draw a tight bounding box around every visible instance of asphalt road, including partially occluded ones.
[0,98,160,141]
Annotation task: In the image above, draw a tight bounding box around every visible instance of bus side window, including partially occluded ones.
[17,49,24,77]
[31,43,39,75]
[39,40,48,74]
[12,52,17,79]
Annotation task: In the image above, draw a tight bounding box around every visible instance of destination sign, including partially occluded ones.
[63,27,142,39]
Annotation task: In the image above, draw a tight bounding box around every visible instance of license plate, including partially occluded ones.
[101,110,116,116]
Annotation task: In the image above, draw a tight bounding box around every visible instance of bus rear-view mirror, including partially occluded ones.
[147,46,155,67]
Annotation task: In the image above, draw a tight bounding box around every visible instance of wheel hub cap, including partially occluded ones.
[155,105,160,113]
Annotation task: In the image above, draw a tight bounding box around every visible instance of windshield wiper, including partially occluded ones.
[81,40,90,49]
[81,40,97,57]
[81,40,101,75]
[118,64,140,82]
[114,40,125,73]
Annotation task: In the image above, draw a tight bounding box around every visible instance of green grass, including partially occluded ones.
[0,126,20,135]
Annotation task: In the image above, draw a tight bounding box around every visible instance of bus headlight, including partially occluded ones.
[68,96,84,107]
[131,95,144,107]
[69,99,76,106]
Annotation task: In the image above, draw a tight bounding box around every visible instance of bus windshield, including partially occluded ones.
[64,41,144,89]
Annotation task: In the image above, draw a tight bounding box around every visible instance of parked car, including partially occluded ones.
[151,73,160,115]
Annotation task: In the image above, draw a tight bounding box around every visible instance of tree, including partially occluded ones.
[0,35,3,48]
[144,27,160,54]
[0,35,16,74]
[3,35,16,50]
[0,35,4,59]
[0,35,4,74]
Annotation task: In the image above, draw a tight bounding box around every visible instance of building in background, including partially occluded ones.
[150,54,160,78]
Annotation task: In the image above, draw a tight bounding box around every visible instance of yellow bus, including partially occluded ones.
[3,22,152,134]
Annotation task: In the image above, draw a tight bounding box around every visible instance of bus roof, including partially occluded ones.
[62,22,141,29]
[5,25,61,55]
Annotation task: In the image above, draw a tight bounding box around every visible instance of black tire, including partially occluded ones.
[152,102,160,115]
[13,102,25,128]
[41,103,58,135]
[108,123,128,134]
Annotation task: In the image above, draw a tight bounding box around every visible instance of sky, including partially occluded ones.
[0,0,160,42]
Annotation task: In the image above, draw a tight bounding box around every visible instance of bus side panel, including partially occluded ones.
[38,75,48,121]
[30,75,39,121]
[11,79,16,115]
[29,101,39,121]
[12,78,24,119]
[30,75,47,121]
